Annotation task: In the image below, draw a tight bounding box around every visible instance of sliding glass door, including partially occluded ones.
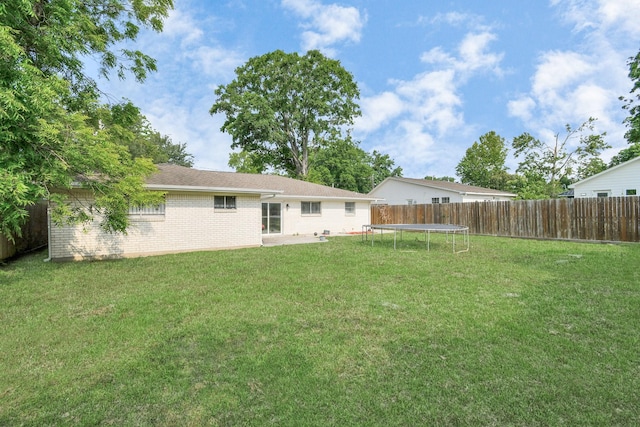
[261,203,281,234]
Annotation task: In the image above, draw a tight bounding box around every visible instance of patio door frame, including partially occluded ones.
[262,202,282,235]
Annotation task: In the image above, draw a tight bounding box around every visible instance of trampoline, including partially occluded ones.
[362,223,470,253]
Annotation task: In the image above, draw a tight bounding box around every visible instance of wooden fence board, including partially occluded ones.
[0,202,48,261]
[371,197,640,243]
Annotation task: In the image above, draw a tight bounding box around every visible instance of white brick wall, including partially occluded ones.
[50,191,262,260]
[269,199,371,235]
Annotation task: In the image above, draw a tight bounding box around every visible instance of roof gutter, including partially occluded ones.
[145,184,283,196]
[273,195,379,202]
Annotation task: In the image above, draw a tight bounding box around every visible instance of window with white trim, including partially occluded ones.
[442,197,450,204]
[129,203,165,216]
[345,202,355,215]
[214,195,236,210]
[301,201,321,215]
[626,189,637,196]
[432,197,440,204]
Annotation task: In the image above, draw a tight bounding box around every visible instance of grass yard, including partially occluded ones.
[1,235,639,426]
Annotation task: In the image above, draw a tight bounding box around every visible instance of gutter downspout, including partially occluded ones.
[43,203,52,262]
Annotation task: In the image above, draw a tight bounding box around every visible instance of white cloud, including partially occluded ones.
[508,0,636,153]
[162,9,204,46]
[356,28,503,178]
[457,32,504,75]
[420,11,491,31]
[507,96,536,123]
[531,51,593,98]
[420,47,456,66]
[355,92,404,133]
[281,0,366,55]
[185,46,244,81]
[554,0,640,38]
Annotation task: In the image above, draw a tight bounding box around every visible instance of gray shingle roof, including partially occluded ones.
[374,177,516,196]
[147,164,374,200]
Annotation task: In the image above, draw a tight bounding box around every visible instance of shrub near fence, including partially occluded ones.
[0,202,49,261]
[371,197,640,243]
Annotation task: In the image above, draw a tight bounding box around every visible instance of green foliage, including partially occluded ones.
[611,50,640,166]
[98,101,194,167]
[1,0,173,240]
[307,137,402,193]
[229,137,402,194]
[507,173,551,200]
[620,50,640,145]
[512,118,609,198]
[424,176,456,182]
[370,149,403,188]
[228,150,270,174]
[609,143,640,167]
[211,50,361,179]
[456,131,510,190]
[307,137,371,191]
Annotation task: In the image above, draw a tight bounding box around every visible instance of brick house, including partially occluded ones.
[48,164,375,261]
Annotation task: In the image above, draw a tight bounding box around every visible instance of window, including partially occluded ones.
[442,197,450,204]
[596,192,609,198]
[129,203,165,216]
[626,189,637,196]
[301,201,321,215]
[345,202,355,215]
[432,197,440,204]
[214,195,236,209]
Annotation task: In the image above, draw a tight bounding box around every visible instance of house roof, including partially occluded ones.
[371,177,517,197]
[146,164,375,200]
[569,156,640,188]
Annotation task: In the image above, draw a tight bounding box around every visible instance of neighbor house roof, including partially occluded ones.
[568,156,640,188]
[371,177,517,197]
[146,164,375,200]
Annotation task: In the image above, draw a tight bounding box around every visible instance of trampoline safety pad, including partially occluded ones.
[362,223,469,253]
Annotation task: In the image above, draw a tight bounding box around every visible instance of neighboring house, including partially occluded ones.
[49,164,375,261]
[569,156,640,198]
[368,177,517,205]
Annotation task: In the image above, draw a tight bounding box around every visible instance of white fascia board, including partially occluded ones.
[461,191,517,197]
[145,184,282,196]
[269,195,378,202]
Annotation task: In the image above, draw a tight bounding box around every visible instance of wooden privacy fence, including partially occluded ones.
[371,197,640,243]
[0,202,49,261]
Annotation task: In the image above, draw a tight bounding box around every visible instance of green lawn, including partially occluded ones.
[1,235,639,426]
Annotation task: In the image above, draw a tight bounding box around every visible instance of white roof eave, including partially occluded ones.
[145,184,283,195]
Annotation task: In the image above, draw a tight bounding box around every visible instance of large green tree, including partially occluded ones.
[620,50,640,145]
[455,131,510,190]
[612,50,640,166]
[210,50,361,180]
[1,0,173,239]
[512,118,610,198]
[307,137,402,193]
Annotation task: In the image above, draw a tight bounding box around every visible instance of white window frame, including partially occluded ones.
[214,195,237,210]
[345,202,356,216]
[432,197,440,204]
[301,201,321,215]
[129,204,166,215]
